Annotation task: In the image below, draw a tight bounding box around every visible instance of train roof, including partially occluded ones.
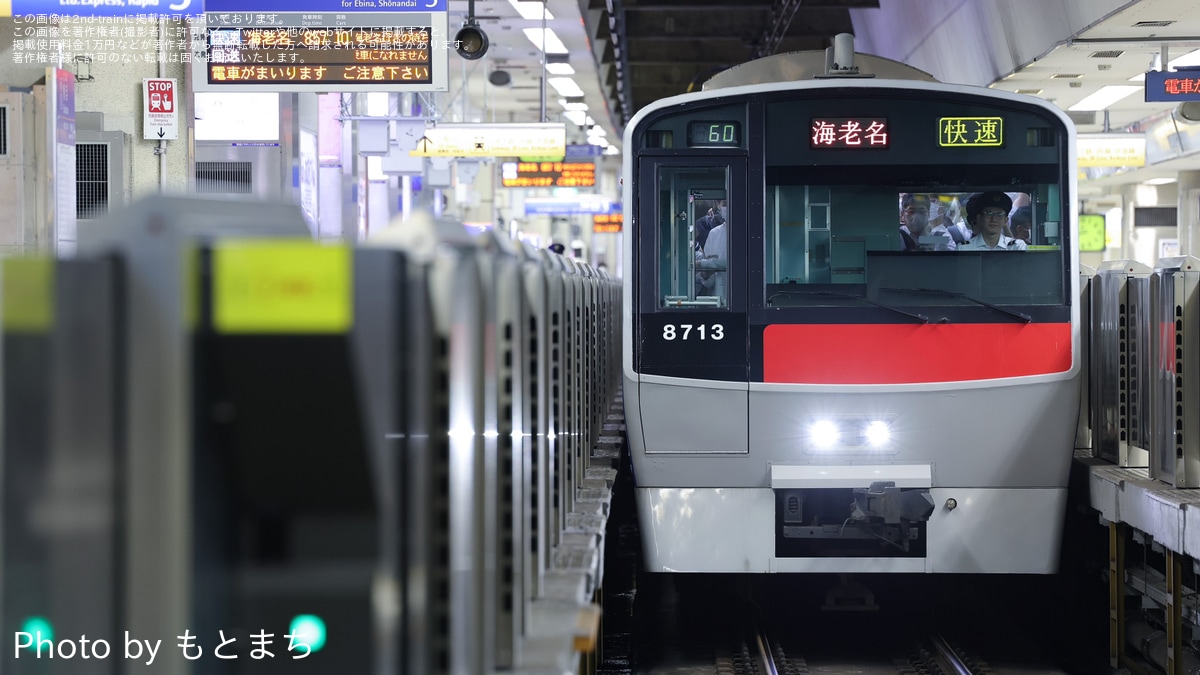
[703,50,939,91]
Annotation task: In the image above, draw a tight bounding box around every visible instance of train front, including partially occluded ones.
[622,77,1080,574]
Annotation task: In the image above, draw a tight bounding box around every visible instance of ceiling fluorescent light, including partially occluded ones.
[508,0,553,20]
[564,110,587,125]
[546,62,575,75]
[1144,177,1177,185]
[1068,85,1141,111]
[563,101,588,111]
[1170,48,1200,69]
[1136,184,1158,207]
[366,91,390,116]
[523,28,568,55]
[548,77,584,97]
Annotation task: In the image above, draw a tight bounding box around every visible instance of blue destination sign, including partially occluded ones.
[565,143,605,158]
[204,0,446,11]
[1145,68,1200,102]
[8,0,202,17]
[524,197,618,216]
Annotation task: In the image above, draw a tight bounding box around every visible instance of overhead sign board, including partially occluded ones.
[4,0,202,16]
[524,196,615,216]
[143,78,179,140]
[192,8,448,93]
[500,160,595,188]
[1077,134,1145,168]
[412,123,566,158]
[1145,69,1200,102]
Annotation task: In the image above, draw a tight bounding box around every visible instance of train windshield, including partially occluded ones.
[764,186,1065,309]
[641,89,1071,315]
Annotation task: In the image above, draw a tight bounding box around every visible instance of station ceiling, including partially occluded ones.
[444,0,877,151]
[446,0,1197,191]
[601,0,879,122]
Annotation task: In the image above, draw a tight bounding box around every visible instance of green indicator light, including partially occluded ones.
[20,616,54,654]
[288,614,326,653]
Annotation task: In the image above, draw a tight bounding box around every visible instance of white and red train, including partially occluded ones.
[621,42,1080,574]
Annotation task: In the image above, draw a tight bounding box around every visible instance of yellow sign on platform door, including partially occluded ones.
[212,240,352,334]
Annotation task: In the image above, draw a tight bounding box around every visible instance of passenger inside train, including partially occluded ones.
[933,196,971,246]
[899,193,959,251]
[1010,205,1034,245]
[692,200,726,297]
[894,190,963,254]
[697,205,730,301]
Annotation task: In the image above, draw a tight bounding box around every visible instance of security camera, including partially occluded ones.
[455,20,489,60]
[1178,101,1200,123]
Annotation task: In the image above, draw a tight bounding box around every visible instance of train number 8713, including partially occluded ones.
[662,323,725,341]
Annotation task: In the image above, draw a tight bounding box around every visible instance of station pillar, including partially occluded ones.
[1178,170,1200,257]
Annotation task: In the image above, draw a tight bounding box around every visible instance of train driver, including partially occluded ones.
[959,191,1027,251]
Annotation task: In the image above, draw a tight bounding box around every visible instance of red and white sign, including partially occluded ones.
[143,78,178,140]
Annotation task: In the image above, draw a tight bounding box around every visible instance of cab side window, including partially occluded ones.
[656,166,731,309]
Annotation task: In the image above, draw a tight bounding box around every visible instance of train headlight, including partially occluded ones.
[864,421,891,447]
[809,420,841,449]
[803,416,896,452]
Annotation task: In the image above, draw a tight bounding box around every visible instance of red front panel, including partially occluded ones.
[763,323,1073,384]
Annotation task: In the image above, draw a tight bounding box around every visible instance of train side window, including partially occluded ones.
[765,185,893,290]
[655,165,731,309]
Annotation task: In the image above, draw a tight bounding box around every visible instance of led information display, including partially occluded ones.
[687,121,742,147]
[593,212,623,233]
[938,116,1003,147]
[192,12,448,92]
[1144,69,1200,102]
[810,118,889,149]
[501,160,595,188]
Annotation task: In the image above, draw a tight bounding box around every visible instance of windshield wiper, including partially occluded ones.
[767,289,929,323]
[879,287,1031,323]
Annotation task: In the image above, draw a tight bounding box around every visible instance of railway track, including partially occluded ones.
[611,574,1079,675]
[737,625,992,675]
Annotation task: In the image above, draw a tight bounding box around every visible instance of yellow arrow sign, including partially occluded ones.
[410,123,566,158]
